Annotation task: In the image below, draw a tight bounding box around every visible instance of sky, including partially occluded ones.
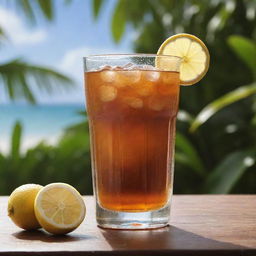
[0,0,134,104]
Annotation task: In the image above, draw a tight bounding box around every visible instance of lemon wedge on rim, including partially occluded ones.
[157,33,210,85]
[34,183,86,235]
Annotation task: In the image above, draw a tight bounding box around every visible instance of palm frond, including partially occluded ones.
[93,0,105,19]
[37,0,54,20]
[0,26,8,45]
[0,59,74,103]
[19,0,35,22]
[5,0,56,24]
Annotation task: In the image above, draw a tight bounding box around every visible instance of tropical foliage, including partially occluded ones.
[1,0,256,195]
[0,120,92,195]
[0,0,73,103]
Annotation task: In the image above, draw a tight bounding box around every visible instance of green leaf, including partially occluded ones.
[228,36,256,76]
[20,0,35,23]
[93,0,104,19]
[175,132,205,176]
[19,71,36,103]
[10,122,22,160]
[0,26,8,44]
[65,120,88,134]
[111,0,126,42]
[205,150,255,193]
[37,0,54,20]
[190,83,256,132]
[7,0,56,24]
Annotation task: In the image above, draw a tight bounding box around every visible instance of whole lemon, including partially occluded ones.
[8,184,43,230]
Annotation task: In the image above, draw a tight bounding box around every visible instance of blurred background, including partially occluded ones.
[0,0,255,195]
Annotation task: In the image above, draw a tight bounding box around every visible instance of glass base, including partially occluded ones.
[96,201,170,230]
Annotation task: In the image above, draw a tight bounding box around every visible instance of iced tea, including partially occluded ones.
[85,67,179,212]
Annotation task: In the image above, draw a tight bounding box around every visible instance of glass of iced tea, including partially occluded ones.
[84,54,181,229]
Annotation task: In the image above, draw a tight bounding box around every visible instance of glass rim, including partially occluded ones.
[84,53,181,60]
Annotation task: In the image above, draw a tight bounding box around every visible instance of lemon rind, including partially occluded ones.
[157,33,210,86]
[35,183,86,229]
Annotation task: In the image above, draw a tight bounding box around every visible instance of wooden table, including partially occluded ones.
[1,195,255,255]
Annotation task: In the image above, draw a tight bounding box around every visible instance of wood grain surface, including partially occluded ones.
[0,195,255,256]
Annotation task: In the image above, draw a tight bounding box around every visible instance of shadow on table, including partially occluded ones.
[100,225,248,255]
[12,230,95,243]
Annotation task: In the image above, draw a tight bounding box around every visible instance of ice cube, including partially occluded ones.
[144,71,160,82]
[100,70,116,83]
[158,83,175,95]
[159,72,179,95]
[99,85,117,102]
[162,72,179,84]
[124,97,143,109]
[111,65,123,71]
[119,70,141,84]
[122,63,135,70]
[99,65,112,71]
[148,96,166,111]
[113,79,127,88]
[136,83,154,97]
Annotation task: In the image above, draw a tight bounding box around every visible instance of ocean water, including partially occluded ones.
[0,104,85,154]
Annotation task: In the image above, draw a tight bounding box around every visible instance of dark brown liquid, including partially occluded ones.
[85,69,180,212]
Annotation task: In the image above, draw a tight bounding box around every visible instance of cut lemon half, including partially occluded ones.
[157,33,210,85]
[34,183,86,235]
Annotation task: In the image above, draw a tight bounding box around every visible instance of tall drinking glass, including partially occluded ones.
[84,54,181,229]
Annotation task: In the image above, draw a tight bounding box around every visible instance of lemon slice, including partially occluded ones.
[34,183,86,235]
[157,33,210,85]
